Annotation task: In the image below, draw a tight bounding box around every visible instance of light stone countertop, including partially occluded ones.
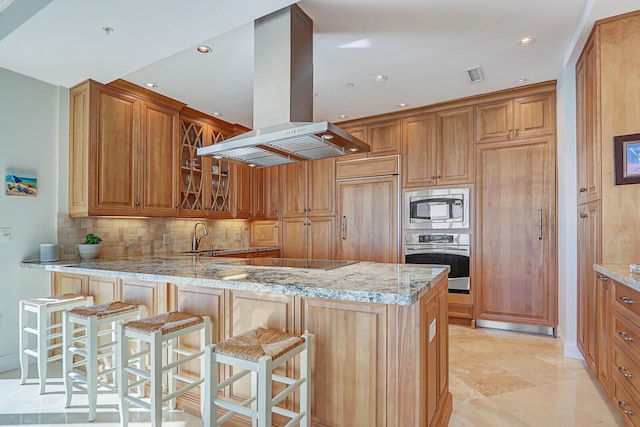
[594,264,640,292]
[21,255,450,306]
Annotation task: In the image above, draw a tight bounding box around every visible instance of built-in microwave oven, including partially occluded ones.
[404,188,470,229]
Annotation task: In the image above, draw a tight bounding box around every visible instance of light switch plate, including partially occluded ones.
[0,227,11,243]
[163,234,171,245]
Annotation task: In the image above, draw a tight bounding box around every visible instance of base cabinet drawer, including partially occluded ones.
[612,378,640,427]
[448,303,473,319]
[612,342,640,398]
[613,281,640,323]
[612,311,640,356]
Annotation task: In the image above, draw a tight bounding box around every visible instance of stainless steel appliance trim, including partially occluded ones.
[404,187,470,229]
[475,320,555,336]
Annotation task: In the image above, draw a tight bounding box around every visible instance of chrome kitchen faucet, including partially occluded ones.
[192,221,208,251]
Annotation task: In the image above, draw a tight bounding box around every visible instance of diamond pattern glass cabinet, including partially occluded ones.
[179,118,207,216]
[207,128,231,215]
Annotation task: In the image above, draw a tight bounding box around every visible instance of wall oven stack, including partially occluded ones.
[404,188,471,294]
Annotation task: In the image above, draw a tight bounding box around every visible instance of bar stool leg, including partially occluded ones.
[251,370,258,427]
[150,331,163,427]
[300,335,311,427]
[36,305,47,395]
[199,318,210,419]
[86,316,98,422]
[204,346,216,427]
[257,357,272,427]
[63,311,73,408]
[19,301,28,385]
[118,323,129,427]
[168,336,177,410]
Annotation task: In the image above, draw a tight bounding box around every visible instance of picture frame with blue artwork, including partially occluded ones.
[5,171,37,196]
[614,133,640,185]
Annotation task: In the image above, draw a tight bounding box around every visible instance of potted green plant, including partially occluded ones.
[78,233,102,260]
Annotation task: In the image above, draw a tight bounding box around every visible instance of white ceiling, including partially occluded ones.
[1,0,640,128]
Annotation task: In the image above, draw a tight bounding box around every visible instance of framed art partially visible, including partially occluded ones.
[5,171,37,196]
[614,133,640,185]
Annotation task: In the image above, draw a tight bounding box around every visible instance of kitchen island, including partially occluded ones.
[22,256,452,427]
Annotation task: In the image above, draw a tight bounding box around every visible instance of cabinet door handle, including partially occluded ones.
[579,187,587,193]
[341,216,347,240]
[580,213,588,219]
[619,331,635,342]
[619,400,635,416]
[619,366,635,379]
[538,209,543,240]
[620,296,635,304]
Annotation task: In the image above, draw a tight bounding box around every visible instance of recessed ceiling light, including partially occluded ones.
[196,45,211,54]
[514,77,528,85]
[348,147,359,152]
[345,82,355,88]
[102,26,114,36]
[247,163,256,168]
[398,103,409,108]
[145,82,157,88]
[339,114,349,119]
[517,36,535,47]
[373,75,388,82]
[213,155,223,159]
[212,112,222,117]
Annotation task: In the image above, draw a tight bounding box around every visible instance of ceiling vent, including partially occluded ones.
[465,66,484,84]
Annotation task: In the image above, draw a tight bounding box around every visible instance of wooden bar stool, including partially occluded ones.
[63,301,145,422]
[204,327,312,427]
[118,311,211,427]
[19,293,94,394]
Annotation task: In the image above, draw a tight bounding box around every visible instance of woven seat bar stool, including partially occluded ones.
[19,293,94,394]
[118,311,211,427]
[204,327,312,427]
[63,301,146,422]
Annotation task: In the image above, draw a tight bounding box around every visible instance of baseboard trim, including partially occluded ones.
[0,353,19,374]
[564,342,584,360]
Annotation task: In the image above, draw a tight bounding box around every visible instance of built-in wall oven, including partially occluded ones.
[405,231,470,294]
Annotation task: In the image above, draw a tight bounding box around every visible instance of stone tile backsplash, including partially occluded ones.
[57,214,250,260]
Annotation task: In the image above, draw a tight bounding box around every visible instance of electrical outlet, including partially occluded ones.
[162,234,171,245]
[127,236,138,247]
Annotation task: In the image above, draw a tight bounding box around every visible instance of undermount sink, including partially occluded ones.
[179,249,227,256]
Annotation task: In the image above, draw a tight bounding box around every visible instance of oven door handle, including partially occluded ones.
[405,247,470,256]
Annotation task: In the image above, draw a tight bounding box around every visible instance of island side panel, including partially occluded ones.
[295,296,388,427]
[226,290,296,426]
[168,283,225,416]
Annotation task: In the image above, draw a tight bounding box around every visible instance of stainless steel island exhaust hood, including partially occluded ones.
[197,4,369,167]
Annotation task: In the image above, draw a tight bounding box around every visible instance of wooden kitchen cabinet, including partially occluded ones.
[474,137,556,328]
[232,163,253,219]
[250,166,279,220]
[475,92,555,144]
[336,174,399,263]
[596,272,611,392]
[249,220,279,247]
[69,79,182,217]
[402,107,473,187]
[281,158,335,217]
[576,31,601,203]
[281,216,335,260]
[337,118,401,158]
[577,200,601,369]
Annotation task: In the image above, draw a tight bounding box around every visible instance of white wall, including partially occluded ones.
[0,67,67,372]
[556,67,581,359]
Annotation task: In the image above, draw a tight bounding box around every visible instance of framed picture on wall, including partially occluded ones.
[5,171,37,196]
[614,133,640,185]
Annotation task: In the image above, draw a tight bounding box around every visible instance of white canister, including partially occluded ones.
[40,243,60,262]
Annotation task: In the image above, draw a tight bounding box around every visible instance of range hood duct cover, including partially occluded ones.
[197,4,369,167]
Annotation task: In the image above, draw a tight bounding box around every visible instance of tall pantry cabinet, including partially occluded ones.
[576,11,640,398]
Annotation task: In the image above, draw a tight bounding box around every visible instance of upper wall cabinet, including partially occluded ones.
[340,119,401,158]
[281,158,335,218]
[475,93,555,144]
[69,80,181,217]
[402,106,473,187]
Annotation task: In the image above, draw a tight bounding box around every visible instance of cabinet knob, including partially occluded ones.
[507,128,513,133]
[135,201,140,207]
[619,331,635,342]
[580,213,588,219]
[619,366,635,379]
[579,187,587,193]
[618,401,635,416]
[596,275,608,281]
[619,296,634,305]
[274,209,278,214]
[431,176,436,180]
[437,175,442,179]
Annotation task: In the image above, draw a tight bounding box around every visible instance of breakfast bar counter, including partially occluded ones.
[21,256,452,427]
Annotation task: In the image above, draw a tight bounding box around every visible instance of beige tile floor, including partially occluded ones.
[0,325,625,426]
[448,324,624,427]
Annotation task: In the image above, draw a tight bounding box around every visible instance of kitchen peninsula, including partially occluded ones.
[22,256,452,427]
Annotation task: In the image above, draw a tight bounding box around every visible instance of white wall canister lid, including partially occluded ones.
[40,243,60,262]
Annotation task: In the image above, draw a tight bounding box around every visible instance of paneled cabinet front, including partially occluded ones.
[69,80,180,217]
[281,158,335,218]
[281,216,335,260]
[475,93,555,144]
